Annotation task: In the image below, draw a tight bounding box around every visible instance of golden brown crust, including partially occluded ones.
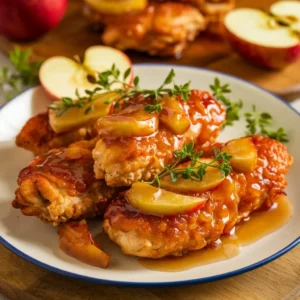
[93,91,226,186]
[103,136,293,258]
[100,2,206,56]
[15,113,98,156]
[13,144,117,226]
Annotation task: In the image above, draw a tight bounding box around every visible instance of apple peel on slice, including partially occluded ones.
[160,159,225,194]
[224,8,300,69]
[58,220,110,268]
[125,182,207,215]
[222,137,257,173]
[39,46,133,100]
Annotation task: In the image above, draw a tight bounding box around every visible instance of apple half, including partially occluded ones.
[125,182,207,215]
[39,46,133,100]
[224,7,300,69]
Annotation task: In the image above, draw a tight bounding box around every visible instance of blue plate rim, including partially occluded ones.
[0,63,299,287]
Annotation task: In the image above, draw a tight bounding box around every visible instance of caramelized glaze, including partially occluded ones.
[93,90,226,186]
[18,148,95,193]
[139,196,292,271]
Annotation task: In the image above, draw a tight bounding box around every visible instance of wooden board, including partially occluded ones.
[1,244,299,300]
[1,0,300,299]
[0,0,231,67]
[0,0,280,67]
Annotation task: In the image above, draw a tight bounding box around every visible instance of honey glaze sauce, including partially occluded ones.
[139,196,293,272]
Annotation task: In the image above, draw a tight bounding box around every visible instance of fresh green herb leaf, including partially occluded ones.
[145,142,232,187]
[0,47,42,100]
[123,68,131,81]
[163,68,175,85]
[244,105,289,142]
[210,77,243,127]
[49,66,192,116]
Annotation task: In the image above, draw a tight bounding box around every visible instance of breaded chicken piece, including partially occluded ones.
[93,90,225,187]
[13,141,117,226]
[16,113,97,156]
[103,136,293,258]
[100,2,206,56]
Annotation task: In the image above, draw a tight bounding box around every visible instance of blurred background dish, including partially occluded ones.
[82,0,235,56]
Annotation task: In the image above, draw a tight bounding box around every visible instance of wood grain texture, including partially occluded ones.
[0,0,279,67]
[207,55,300,93]
[0,0,300,299]
[0,0,232,66]
[0,244,299,300]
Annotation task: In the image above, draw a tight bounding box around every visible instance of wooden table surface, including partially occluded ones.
[0,0,299,299]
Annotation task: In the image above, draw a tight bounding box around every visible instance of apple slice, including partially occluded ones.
[125,182,207,215]
[39,46,133,100]
[160,159,225,194]
[49,92,116,133]
[84,0,147,15]
[58,220,110,268]
[96,110,158,137]
[159,97,191,135]
[224,8,300,69]
[222,137,257,173]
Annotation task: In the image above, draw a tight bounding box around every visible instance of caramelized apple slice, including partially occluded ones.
[160,159,225,193]
[84,0,147,15]
[49,92,116,133]
[126,182,206,215]
[96,110,158,137]
[222,137,257,173]
[159,97,190,135]
[58,220,110,268]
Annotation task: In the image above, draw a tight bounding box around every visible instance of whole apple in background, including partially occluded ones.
[39,46,133,100]
[224,5,300,69]
[0,0,68,41]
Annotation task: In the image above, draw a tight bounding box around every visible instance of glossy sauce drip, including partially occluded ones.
[101,91,225,164]
[19,148,95,194]
[139,196,292,272]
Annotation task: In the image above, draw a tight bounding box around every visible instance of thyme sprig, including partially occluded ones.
[245,105,288,142]
[49,65,191,116]
[210,78,243,127]
[146,141,232,188]
[0,47,42,100]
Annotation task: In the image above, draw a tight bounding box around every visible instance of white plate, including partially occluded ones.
[0,64,299,286]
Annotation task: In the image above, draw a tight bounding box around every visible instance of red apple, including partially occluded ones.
[224,8,300,69]
[39,46,133,100]
[0,0,68,41]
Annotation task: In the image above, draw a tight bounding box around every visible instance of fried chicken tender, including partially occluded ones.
[16,113,97,156]
[93,90,225,187]
[100,2,206,56]
[13,141,117,226]
[103,136,293,258]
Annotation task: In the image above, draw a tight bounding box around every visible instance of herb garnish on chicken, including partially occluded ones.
[146,141,232,188]
[49,66,191,116]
